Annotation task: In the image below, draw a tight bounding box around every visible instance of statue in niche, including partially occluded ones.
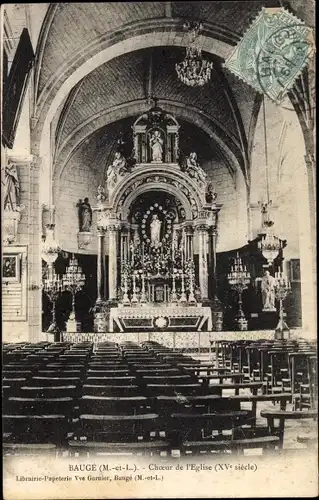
[184,152,207,183]
[150,130,164,162]
[205,182,217,204]
[261,270,277,312]
[150,214,162,247]
[78,197,92,232]
[3,161,20,211]
[106,151,128,187]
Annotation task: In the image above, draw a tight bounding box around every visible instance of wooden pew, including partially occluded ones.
[260,409,318,449]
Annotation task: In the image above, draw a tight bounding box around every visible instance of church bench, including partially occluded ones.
[73,413,160,446]
[146,383,202,397]
[167,411,250,445]
[87,369,131,376]
[38,369,83,376]
[142,375,196,385]
[85,376,136,386]
[128,363,171,369]
[179,365,232,376]
[88,362,129,368]
[197,373,245,386]
[3,369,33,377]
[68,439,171,457]
[6,396,75,415]
[180,435,280,456]
[134,368,182,376]
[3,442,58,457]
[30,376,82,387]
[260,409,318,448]
[82,384,141,397]
[288,352,315,396]
[20,385,78,398]
[3,414,70,447]
[205,381,262,396]
[78,395,150,415]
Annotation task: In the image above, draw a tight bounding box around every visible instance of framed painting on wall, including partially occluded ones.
[289,259,301,283]
[2,254,21,283]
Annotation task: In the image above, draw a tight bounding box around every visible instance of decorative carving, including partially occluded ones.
[106,151,129,191]
[77,231,93,249]
[2,211,22,246]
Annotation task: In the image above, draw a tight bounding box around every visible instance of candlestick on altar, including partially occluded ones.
[131,272,138,303]
[171,272,178,303]
[140,273,147,303]
[179,272,187,304]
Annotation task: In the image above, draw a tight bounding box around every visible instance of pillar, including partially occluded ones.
[185,225,194,261]
[96,227,106,304]
[296,154,317,339]
[108,223,119,303]
[196,224,209,301]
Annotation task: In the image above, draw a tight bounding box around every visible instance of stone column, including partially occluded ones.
[207,206,223,331]
[196,224,209,301]
[108,223,119,304]
[96,227,106,304]
[185,224,194,261]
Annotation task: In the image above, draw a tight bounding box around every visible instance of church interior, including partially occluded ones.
[2,2,317,462]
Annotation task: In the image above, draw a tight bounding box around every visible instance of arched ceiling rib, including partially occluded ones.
[36,1,274,100]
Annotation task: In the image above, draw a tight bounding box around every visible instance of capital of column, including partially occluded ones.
[184,224,194,236]
[108,222,120,233]
[97,227,106,236]
[195,223,209,234]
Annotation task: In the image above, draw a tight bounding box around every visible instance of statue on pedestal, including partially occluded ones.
[150,130,164,162]
[205,182,217,204]
[261,270,277,312]
[3,161,20,211]
[184,152,206,183]
[150,214,162,247]
[78,198,92,232]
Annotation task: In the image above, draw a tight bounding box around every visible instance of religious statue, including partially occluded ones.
[78,198,92,232]
[150,130,163,162]
[106,151,128,187]
[205,182,217,204]
[261,270,277,312]
[3,161,20,211]
[150,214,162,247]
[184,152,206,183]
[97,184,107,203]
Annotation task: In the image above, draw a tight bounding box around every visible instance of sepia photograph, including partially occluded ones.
[1,1,317,499]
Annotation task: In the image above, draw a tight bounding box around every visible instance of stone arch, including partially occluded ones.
[119,184,194,222]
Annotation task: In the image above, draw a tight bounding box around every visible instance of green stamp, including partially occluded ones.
[224,7,315,103]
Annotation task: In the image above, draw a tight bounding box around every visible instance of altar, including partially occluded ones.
[109,305,212,332]
[92,102,223,333]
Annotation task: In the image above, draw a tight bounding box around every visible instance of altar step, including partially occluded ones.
[55,330,284,347]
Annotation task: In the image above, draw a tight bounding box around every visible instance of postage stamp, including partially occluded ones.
[224,7,315,103]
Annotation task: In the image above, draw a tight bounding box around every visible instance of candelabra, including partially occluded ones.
[121,262,131,305]
[227,253,251,331]
[186,259,197,304]
[62,254,86,333]
[171,269,178,303]
[274,271,291,339]
[42,267,63,336]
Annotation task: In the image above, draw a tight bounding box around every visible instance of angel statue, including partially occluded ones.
[184,152,206,183]
[106,151,128,188]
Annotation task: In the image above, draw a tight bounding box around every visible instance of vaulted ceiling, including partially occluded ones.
[33,0,309,185]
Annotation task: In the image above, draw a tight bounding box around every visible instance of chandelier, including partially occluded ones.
[41,223,61,266]
[176,21,213,87]
[257,96,283,265]
[258,221,283,265]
